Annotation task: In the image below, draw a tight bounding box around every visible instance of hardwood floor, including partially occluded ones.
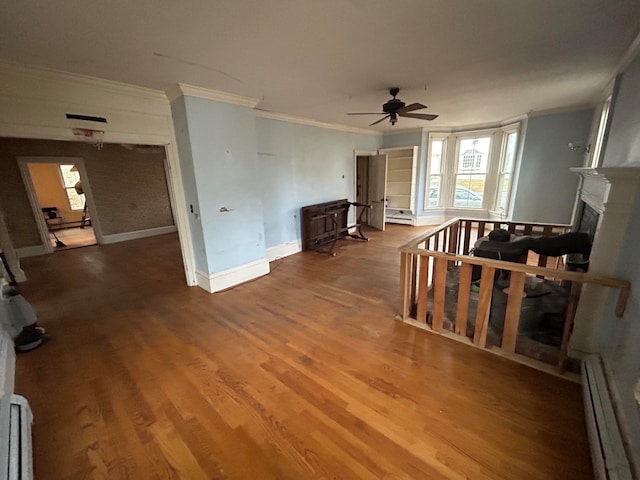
[16,225,593,479]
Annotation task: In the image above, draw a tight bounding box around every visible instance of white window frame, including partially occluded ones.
[424,132,449,209]
[450,129,496,210]
[589,96,612,168]
[424,123,521,213]
[58,164,84,211]
[493,124,520,214]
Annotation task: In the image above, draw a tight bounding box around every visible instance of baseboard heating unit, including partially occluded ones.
[8,395,33,480]
[582,354,633,480]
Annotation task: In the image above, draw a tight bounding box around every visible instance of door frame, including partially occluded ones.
[368,153,388,231]
[353,149,378,226]
[17,156,103,253]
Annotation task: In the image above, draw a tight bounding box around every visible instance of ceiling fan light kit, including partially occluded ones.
[347,87,439,126]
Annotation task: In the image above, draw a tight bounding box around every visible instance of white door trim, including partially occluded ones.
[17,156,104,251]
[0,63,197,286]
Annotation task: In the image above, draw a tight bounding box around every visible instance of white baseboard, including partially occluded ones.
[266,240,301,261]
[101,225,177,244]
[414,215,445,226]
[582,354,633,480]
[16,245,47,259]
[195,257,270,293]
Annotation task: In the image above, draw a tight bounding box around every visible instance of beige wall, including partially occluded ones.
[0,138,174,248]
[27,162,83,224]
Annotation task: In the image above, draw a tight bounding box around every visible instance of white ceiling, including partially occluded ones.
[1,0,639,131]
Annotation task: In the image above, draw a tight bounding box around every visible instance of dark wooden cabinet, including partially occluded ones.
[301,199,370,255]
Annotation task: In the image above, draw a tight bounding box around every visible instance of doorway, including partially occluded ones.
[18,157,99,252]
[355,151,387,231]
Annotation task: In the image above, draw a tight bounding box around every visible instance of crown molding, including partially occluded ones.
[167,83,258,107]
[254,110,381,136]
[0,61,167,101]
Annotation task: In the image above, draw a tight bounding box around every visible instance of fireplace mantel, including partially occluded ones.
[571,167,640,215]
[570,166,640,356]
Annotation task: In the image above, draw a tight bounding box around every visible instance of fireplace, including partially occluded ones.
[569,167,640,357]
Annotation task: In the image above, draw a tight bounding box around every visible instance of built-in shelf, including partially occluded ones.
[380,146,418,221]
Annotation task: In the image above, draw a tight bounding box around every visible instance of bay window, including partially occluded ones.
[425,124,519,213]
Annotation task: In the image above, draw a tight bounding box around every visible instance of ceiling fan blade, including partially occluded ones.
[399,112,439,121]
[369,115,390,126]
[397,102,427,114]
[347,112,385,115]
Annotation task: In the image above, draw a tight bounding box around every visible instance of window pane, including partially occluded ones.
[430,140,442,173]
[59,164,80,188]
[496,174,511,211]
[457,137,490,173]
[65,188,85,211]
[504,133,517,172]
[454,174,485,208]
[428,176,440,207]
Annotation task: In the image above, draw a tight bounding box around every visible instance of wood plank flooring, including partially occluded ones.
[15,225,593,479]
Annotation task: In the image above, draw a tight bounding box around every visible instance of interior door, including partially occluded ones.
[368,154,387,231]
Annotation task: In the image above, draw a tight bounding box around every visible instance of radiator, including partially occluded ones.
[8,395,33,480]
[1,330,34,480]
[582,354,632,480]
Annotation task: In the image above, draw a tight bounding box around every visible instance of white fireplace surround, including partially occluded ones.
[569,166,640,356]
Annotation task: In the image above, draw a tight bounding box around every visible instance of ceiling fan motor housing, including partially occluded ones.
[382,99,405,113]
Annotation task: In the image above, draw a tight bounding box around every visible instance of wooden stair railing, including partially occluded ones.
[399,218,630,373]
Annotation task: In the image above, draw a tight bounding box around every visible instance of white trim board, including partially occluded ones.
[167,83,258,107]
[101,225,177,245]
[255,110,381,136]
[196,258,270,293]
[266,240,301,262]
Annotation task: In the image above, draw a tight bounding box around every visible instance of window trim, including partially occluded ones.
[492,124,520,214]
[423,123,520,213]
[589,96,612,169]
[425,132,449,209]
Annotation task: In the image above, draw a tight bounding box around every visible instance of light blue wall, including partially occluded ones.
[256,118,380,248]
[598,52,640,467]
[178,96,267,274]
[603,56,640,167]
[170,98,208,273]
[511,109,594,224]
[381,131,422,149]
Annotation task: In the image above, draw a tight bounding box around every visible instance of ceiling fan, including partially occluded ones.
[347,87,439,126]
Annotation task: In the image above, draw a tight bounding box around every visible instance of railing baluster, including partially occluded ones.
[463,221,472,254]
[455,263,473,336]
[416,255,430,323]
[502,271,526,353]
[432,257,447,332]
[410,253,418,311]
[524,225,533,236]
[557,280,582,372]
[508,223,516,234]
[400,252,411,319]
[477,222,486,239]
[473,266,495,347]
[434,231,440,250]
